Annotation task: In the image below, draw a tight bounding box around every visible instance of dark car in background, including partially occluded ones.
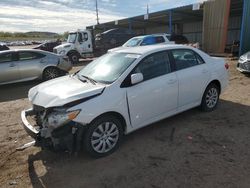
[34,40,61,52]
[0,44,10,51]
[169,34,189,44]
[95,28,136,54]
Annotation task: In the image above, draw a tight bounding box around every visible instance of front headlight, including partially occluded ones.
[47,109,81,129]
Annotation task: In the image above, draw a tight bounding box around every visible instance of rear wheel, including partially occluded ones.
[43,67,61,81]
[83,115,123,158]
[68,52,80,64]
[200,83,219,112]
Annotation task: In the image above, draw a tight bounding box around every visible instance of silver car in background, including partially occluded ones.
[0,49,72,85]
[237,51,250,73]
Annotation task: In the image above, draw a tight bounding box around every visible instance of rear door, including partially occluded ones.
[0,52,20,83]
[17,51,47,80]
[170,49,210,109]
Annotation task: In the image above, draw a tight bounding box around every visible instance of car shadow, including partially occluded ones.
[27,99,250,188]
[0,80,40,102]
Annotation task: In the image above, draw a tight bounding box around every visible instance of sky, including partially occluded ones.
[0,0,206,33]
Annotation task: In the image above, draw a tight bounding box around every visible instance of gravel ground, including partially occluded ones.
[0,59,250,188]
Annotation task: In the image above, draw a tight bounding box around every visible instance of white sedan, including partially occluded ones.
[21,45,229,157]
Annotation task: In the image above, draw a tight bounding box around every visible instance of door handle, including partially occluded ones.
[168,79,177,84]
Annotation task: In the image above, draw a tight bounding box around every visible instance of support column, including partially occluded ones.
[169,10,173,34]
[240,0,250,55]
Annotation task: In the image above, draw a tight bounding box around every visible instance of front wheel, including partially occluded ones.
[68,52,80,64]
[83,115,123,158]
[200,83,219,112]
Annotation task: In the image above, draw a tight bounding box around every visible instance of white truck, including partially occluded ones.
[53,30,94,64]
[53,29,135,64]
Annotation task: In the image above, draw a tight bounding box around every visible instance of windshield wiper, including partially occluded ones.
[79,75,97,85]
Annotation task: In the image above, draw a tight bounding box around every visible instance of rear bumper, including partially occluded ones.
[21,109,39,139]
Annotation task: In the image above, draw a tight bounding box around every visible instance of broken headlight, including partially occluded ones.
[47,108,81,129]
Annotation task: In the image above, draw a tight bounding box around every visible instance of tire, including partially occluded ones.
[43,67,61,81]
[83,115,124,158]
[200,83,220,112]
[68,52,80,64]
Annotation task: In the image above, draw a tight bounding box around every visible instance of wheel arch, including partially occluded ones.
[67,50,80,57]
[89,111,127,134]
[207,80,221,94]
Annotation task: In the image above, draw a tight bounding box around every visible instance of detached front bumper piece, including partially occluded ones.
[21,108,39,139]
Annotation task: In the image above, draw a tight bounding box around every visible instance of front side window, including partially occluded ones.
[171,49,203,71]
[133,51,171,81]
[0,53,12,63]
[19,52,45,61]
[78,52,139,84]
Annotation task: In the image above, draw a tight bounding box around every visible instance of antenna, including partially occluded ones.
[95,0,100,25]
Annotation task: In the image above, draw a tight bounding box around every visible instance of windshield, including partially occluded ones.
[67,33,77,43]
[78,52,140,84]
[123,38,142,47]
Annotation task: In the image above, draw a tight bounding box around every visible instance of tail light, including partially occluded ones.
[225,63,229,70]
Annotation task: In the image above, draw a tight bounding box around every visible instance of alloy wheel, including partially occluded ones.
[205,87,218,109]
[91,122,119,153]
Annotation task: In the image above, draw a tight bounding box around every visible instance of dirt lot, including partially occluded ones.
[0,59,250,188]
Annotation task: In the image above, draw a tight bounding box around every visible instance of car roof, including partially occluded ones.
[111,44,194,55]
[0,49,48,53]
[131,34,166,40]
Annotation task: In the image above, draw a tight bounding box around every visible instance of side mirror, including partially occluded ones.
[131,73,143,85]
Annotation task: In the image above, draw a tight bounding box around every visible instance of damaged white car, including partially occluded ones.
[21,45,229,157]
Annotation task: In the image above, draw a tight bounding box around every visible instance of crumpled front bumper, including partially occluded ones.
[21,108,39,139]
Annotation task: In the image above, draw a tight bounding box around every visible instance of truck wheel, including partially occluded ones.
[69,52,80,64]
[43,67,61,81]
[83,115,123,158]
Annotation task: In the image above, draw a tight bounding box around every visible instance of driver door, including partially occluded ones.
[125,51,178,128]
[77,32,92,54]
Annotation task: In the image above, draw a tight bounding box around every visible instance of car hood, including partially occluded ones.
[28,75,105,108]
[54,43,72,50]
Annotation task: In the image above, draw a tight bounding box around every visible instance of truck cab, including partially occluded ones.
[53,30,93,64]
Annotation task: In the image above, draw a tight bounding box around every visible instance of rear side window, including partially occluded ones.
[171,49,204,71]
[0,53,12,63]
[133,51,171,81]
[19,52,46,61]
[155,36,165,43]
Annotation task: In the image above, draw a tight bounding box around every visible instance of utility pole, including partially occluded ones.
[147,4,149,15]
[95,0,100,25]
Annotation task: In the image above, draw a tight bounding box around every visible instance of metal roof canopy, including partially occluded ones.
[87,0,242,32]
[87,4,204,32]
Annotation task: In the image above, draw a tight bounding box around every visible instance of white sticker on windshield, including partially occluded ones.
[125,54,141,59]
